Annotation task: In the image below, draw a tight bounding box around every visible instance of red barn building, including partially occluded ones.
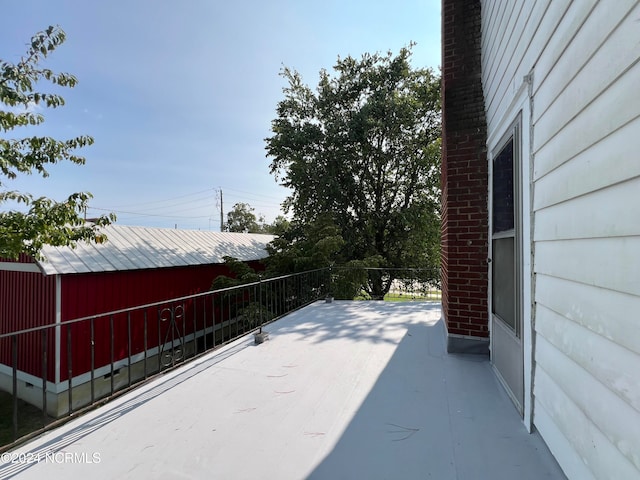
[0,225,273,416]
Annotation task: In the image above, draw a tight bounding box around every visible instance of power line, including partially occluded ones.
[88,206,212,219]
[106,191,217,213]
[104,188,215,209]
[90,190,217,219]
[87,185,285,225]
[94,187,283,214]
[222,186,287,202]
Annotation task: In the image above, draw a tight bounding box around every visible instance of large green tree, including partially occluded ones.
[265,46,441,297]
[224,202,289,234]
[224,202,265,233]
[265,213,345,273]
[0,26,114,259]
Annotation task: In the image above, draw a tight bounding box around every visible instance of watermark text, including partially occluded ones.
[1,451,101,465]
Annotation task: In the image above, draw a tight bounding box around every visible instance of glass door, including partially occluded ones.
[490,124,524,415]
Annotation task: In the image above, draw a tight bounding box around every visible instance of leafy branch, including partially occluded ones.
[0,25,114,259]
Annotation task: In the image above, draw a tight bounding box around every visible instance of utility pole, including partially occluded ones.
[219,188,224,232]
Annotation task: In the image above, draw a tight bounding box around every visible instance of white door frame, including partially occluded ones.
[487,72,534,431]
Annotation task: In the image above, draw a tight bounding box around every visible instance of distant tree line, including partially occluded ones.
[223,202,288,235]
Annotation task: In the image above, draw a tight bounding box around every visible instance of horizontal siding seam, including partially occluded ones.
[483,1,529,120]
[530,0,599,100]
[483,1,510,84]
[483,1,520,96]
[534,269,640,298]
[534,284,640,357]
[533,109,640,185]
[534,364,638,476]
[484,0,556,133]
[533,172,640,212]
[534,55,640,159]
[531,0,632,126]
[535,303,640,396]
[534,233,640,243]
[484,0,552,129]
[535,280,640,323]
[480,0,495,54]
[533,351,640,472]
[532,399,599,480]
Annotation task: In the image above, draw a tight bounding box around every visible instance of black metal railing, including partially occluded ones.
[0,266,439,450]
[0,268,329,450]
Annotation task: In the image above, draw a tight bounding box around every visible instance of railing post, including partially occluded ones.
[327,263,334,301]
[127,312,132,388]
[170,307,176,367]
[226,292,231,343]
[90,317,95,404]
[258,274,263,333]
[67,326,73,415]
[110,315,115,395]
[157,308,162,373]
[330,264,334,298]
[181,303,186,363]
[211,293,222,348]
[192,299,198,358]
[12,334,18,442]
[202,297,208,352]
[143,311,148,379]
[42,329,48,426]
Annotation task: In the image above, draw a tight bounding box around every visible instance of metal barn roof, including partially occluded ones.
[35,225,274,275]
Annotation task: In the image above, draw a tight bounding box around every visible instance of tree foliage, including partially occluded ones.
[265,46,441,297]
[224,202,288,235]
[210,256,273,332]
[211,255,261,290]
[224,202,266,233]
[265,213,344,274]
[0,26,114,259]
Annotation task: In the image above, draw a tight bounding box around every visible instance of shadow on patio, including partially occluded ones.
[307,304,564,479]
[0,301,564,480]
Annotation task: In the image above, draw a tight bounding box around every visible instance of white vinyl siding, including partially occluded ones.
[481,0,640,478]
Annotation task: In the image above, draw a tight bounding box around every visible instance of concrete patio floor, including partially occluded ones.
[0,301,565,480]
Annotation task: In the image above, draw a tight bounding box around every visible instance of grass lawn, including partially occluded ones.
[0,391,50,448]
[353,290,442,302]
[384,291,442,302]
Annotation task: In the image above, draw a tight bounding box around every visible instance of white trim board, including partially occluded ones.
[487,72,535,432]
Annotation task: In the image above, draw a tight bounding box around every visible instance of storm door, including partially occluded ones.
[490,122,524,415]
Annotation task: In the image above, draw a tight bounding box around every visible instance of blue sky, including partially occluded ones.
[1,0,441,230]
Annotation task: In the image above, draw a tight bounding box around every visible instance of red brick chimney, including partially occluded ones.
[441,0,489,354]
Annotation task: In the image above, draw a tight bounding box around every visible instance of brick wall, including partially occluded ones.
[441,0,489,351]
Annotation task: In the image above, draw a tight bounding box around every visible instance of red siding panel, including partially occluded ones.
[0,270,56,380]
[1,259,265,383]
[58,263,236,380]
[60,264,234,318]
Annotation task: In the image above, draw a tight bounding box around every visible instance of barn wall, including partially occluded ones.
[0,269,57,381]
[1,257,265,415]
[60,263,231,319]
[481,0,640,477]
[57,262,262,381]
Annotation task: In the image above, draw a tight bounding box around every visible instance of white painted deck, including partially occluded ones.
[0,301,565,480]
